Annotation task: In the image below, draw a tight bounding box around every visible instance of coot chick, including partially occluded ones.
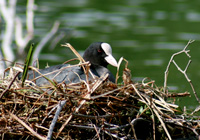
[26,42,118,86]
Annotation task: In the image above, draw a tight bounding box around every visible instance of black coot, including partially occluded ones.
[27,42,118,86]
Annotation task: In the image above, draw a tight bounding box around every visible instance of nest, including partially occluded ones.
[0,66,199,140]
[0,44,199,140]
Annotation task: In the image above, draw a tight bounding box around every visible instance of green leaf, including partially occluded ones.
[139,106,144,114]
[21,43,34,87]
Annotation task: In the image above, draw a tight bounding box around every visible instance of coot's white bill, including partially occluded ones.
[104,54,118,67]
[101,43,118,67]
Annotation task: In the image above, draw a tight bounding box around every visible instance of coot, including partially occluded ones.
[27,42,118,86]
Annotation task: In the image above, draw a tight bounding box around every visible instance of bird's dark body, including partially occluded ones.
[27,63,115,86]
[25,42,117,86]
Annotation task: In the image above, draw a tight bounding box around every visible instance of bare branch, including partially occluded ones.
[0,49,6,77]
[0,0,17,64]
[26,0,34,36]
[191,105,200,115]
[15,0,35,55]
[32,21,60,64]
[47,100,67,140]
[164,40,194,93]
[164,40,200,104]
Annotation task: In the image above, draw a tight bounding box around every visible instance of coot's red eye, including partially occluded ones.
[98,49,102,53]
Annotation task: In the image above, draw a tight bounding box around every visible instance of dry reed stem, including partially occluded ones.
[62,43,95,82]
[116,57,123,83]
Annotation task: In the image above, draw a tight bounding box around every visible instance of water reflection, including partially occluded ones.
[144,59,163,66]
[186,11,200,22]
[134,26,166,35]
[177,32,200,40]
[154,42,185,50]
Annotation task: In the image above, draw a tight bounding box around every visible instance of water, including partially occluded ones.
[16,0,200,111]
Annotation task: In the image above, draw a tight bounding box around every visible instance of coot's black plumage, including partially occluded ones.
[27,42,118,86]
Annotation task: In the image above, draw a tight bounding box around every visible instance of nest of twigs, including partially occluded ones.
[0,44,199,140]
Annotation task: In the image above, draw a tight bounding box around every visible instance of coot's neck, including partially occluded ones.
[80,63,106,71]
[90,63,107,69]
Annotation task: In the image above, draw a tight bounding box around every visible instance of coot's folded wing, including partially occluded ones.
[27,64,87,86]
[90,65,115,83]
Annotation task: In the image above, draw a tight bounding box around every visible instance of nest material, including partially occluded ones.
[0,65,199,140]
[0,43,199,139]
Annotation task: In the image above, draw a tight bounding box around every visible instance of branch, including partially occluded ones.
[26,0,34,36]
[32,21,60,64]
[164,40,200,104]
[0,0,16,64]
[0,72,20,99]
[47,100,67,140]
[164,40,194,93]
[0,49,6,77]
[15,0,35,55]
[172,59,200,103]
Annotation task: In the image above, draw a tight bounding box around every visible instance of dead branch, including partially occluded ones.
[164,40,200,104]
[32,21,60,64]
[0,0,16,65]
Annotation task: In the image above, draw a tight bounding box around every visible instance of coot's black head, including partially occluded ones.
[83,42,118,68]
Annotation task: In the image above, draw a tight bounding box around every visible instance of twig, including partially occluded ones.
[62,43,95,82]
[164,40,194,93]
[26,0,34,37]
[191,105,200,115]
[0,0,16,64]
[47,100,67,140]
[56,113,73,138]
[91,86,124,100]
[15,0,34,55]
[163,40,200,103]
[32,21,60,64]
[104,131,129,139]
[72,113,117,119]
[116,57,123,83]
[0,72,20,99]
[9,111,46,140]
[129,118,137,140]
[172,59,200,103]
[0,48,6,76]
[62,43,85,63]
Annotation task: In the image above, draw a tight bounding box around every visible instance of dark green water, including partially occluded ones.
[17,0,200,111]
